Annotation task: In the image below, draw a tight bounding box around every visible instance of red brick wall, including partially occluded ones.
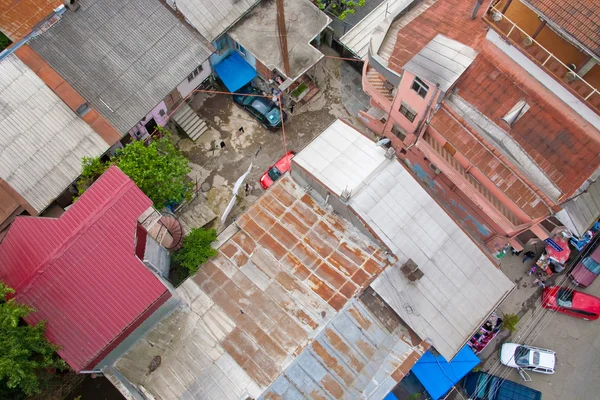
[14,45,121,146]
[0,0,62,41]
[255,58,273,81]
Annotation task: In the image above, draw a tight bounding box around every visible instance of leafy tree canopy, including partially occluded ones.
[78,128,192,209]
[0,282,66,397]
[316,0,366,20]
[174,228,218,274]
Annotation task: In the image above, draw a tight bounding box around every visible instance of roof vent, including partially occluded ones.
[400,258,424,282]
[64,0,80,11]
[340,187,352,202]
[502,100,529,127]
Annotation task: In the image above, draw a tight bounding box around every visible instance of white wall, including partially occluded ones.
[176,59,212,98]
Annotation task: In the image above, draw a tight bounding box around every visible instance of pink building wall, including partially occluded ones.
[129,101,169,140]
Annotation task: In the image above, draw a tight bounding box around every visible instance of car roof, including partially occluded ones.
[273,152,294,171]
[572,289,600,312]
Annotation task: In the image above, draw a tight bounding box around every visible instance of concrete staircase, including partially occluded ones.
[173,103,208,141]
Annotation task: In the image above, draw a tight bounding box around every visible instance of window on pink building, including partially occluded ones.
[411,77,429,98]
[391,124,406,140]
[399,103,417,123]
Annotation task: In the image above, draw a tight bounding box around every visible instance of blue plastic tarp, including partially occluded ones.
[411,346,480,400]
[214,51,257,92]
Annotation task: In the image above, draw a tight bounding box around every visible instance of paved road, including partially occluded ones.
[481,255,600,400]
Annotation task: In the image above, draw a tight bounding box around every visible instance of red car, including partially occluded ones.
[541,286,600,320]
[259,151,295,189]
[570,245,600,287]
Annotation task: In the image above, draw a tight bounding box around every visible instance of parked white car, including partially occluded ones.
[500,343,556,380]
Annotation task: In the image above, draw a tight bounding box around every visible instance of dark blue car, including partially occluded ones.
[232,84,287,130]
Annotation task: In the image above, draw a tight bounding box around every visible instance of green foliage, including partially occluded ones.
[78,156,109,197]
[174,228,218,274]
[408,393,422,400]
[316,0,365,19]
[114,133,191,209]
[76,129,192,209]
[291,83,309,99]
[0,282,66,397]
[0,31,11,52]
[502,313,519,333]
[472,364,482,373]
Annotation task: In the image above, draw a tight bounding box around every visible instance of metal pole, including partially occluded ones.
[471,0,484,19]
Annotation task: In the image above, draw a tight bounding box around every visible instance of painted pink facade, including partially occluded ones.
[359,1,600,256]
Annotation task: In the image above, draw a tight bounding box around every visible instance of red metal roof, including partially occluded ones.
[0,166,168,372]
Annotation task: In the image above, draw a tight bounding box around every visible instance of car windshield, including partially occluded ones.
[556,288,574,308]
[267,166,282,181]
[265,108,282,124]
[532,351,540,365]
[250,99,271,116]
[582,256,600,274]
[515,346,531,367]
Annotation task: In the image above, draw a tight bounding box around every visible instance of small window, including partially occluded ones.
[187,64,204,82]
[234,41,247,57]
[391,124,406,141]
[411,77,429,98]
[399,103,417,123]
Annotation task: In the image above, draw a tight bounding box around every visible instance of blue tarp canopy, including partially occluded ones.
[214,51,257,92]
[411,346,480,400]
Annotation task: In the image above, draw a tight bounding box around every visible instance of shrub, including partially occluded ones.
[174,228,218,274]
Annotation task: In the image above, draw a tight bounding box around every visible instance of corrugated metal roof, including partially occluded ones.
[292,120,514,361]
[260,298,428,399]
[29,0,213,134]
[403,34,478,92]
[292,119,389,197]
[353,162,514,360]
[0,166,168,372]
[556,179,600,237]
[340,0,414,59]
[0,53,109,213]
[115,175,393,399]
[176,0,260,42]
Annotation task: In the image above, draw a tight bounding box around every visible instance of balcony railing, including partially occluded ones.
[486,6,600,114]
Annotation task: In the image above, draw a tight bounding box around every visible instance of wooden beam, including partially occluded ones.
[276,0,290,77]
[532,19,546,39]
[501,0,514,14]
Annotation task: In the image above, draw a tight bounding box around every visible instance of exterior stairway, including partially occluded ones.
[366,67,394,102]
[173,103,208,141]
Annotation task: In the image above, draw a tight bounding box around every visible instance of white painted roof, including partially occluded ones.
[175,0,259,42]
[0,54,109,213]
[556,177,600,237]
[403,34,478,92]
[340,0,414,59]
[352,161,514,360]
[292,120,388,197]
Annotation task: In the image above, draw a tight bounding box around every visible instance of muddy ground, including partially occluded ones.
[171,51,370,231]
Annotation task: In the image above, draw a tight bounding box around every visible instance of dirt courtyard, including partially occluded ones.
[171,53,371,231]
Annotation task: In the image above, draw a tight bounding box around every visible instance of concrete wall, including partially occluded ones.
[176,59,212,98]
[128,101,168,140]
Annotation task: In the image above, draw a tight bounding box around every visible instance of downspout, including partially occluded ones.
[406,84,440,152]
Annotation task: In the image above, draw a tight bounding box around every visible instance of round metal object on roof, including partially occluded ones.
[201,182,211,192]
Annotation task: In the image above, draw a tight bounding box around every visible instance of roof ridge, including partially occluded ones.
[15,171,136,297]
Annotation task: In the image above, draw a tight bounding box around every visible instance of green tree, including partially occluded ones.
[0,31,11,52]
[316,0,365,20]
[0,282,66,397]
[174,228,218,274]
[77,129,192,209]
[114,134,191,209]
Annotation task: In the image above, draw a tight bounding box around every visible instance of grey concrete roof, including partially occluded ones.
[29,0,213,134]
[176,0,260,42]
[403,34,478,92]
[0,54,108,213]
[228,0,331,81]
